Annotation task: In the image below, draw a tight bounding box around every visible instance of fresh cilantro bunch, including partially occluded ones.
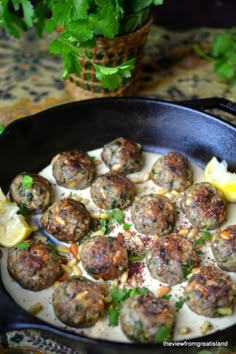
[0,0,164,91]
[195,31,236,86]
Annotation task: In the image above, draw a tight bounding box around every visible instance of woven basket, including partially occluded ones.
[65,18,152,99]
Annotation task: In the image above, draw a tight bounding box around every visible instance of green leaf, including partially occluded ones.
[211,33,235,58]
[108,208,125,224]
[19,0,34,27]
[108,305,120,326]
[72,0,90,20]
[123,223,132,230]
[154,325,171,343]
[175,296,185,312]
[18,202,27,216]
[17,240,30,250]
[33,0,49,37]
[163,294,172,301]
[194,227,211,246]
[0,124,5,134]
[89,0,122,38]
[66,21,94,42]
[214,60,235,79]
[22,175,33,189]
[94,59,135,90]
[107,286,149,326]
[128,249,147,262]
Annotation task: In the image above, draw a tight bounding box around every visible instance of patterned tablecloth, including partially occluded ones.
[0,25,236,354]
[1,26,236,126]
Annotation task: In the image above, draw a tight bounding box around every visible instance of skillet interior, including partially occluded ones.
[0,97,236,353]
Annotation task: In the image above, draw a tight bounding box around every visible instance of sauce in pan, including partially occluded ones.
[1,148,236,342]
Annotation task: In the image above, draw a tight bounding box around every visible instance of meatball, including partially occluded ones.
[40,198,90,243]
[52,276,104,327]
[146,234,200,285]
[151,152,193,192]
[211,225,236,272]
[80,235,128,280]
[131,193,176,236]
[120,292,175,343]
[7,240,61,291]
[101,137,143,174]
[52,150,95,190]
[184,266,235,317]
[181,182,227,229]
[90,171,136,210]
[9,172,51,213]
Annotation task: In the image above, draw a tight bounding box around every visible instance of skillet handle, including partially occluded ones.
[178,97,236,116]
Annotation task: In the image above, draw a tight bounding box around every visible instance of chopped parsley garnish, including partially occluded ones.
[22,175,34,189]
[128,249,147,262]
[194,227,211,246]
[100,218,109,233]
[123,223,132,231]
[175,296,185,312]
[18,202,27,216]
[181,257,194,278]
[154,325,171,343]
[163,294,172,301]
[0,124,5,134]
[17,241,30,250]
[107,286,149,326]
[98,208,125,235]
[108,208,125,224]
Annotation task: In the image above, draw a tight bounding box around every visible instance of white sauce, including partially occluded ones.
[1,148,236,342]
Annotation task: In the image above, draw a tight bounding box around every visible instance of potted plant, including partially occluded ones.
[0,0,164,98]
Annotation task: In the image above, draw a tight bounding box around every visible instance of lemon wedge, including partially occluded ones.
[205,157,236,202]
[0,188,32,247]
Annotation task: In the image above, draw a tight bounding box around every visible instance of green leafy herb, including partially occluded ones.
[123,223,132,231]
[100,218,109,233]
[18,202,27,216]
[0,124,5,134]
[163,294,172,301]
[107,286,149,326]
[128,249,147,262]
[0,1,164,91]
[17,240,30,250]
[154,325,171,343]
[22,175,33,189]
[194,227,211,246]
[108,208,125,224]
[195,31,236,85]
[175,296,185,312]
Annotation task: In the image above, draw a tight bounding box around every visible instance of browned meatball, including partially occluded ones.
[40,198,90,243]
[80,235,128,280]
[151,152,193,192]
[181,182,227,229]
[52,150,95,190]
[184,266,235,317]
[7,240,61,291]
[120,292,175,343]
[131,193,176,236]
[101,137,143,174]
[90,171,136,210]
[146,234,200,285]
[9,172,51,213]
[211,225,236,272]
[52,276,104,327]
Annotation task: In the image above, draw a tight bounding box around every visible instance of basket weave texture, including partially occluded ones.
[65,18,152,99]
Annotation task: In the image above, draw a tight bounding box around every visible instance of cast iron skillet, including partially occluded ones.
[0,96,236,353]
